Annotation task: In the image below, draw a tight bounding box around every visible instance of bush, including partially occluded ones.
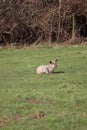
[0,0,87,46]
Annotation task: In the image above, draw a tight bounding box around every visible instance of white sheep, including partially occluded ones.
[36,59,57,74]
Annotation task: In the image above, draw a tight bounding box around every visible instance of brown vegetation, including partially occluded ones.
[0,0,87,46]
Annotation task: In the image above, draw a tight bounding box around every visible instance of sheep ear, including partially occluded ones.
[49,61,52,64]
[55,59,58,62]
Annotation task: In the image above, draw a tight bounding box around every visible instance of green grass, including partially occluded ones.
[0,45,87,130]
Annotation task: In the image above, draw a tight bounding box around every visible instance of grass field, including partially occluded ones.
[0,45,87,130]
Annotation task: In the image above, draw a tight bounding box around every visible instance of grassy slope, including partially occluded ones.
[0,45,87,130]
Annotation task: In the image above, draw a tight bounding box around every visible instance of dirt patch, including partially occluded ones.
[15,96,23,101]
[32,111,47,119]
[27,99,41,104]
[0,114,22,127]
[11,114,22,121]
[0,117,9,127]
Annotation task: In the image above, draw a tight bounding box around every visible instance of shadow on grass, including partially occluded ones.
[54,71,65,74]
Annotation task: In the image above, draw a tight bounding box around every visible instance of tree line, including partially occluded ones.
[0,0,87,46]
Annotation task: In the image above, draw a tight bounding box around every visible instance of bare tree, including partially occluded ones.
[0,0,86,46]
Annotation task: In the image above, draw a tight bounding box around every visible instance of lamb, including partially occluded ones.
[36,59,57,74]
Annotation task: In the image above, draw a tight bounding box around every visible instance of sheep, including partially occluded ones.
[36,59,57,74]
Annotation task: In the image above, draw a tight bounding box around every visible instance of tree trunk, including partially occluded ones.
[57,0,61,42]
[72,13,75,39]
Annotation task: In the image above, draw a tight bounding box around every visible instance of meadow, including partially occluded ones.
[0,45,87,130]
